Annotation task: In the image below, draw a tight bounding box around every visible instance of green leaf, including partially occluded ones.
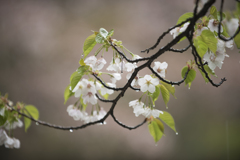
[95,33,104,44]
[71,66,89,90]
[70,71,78,82]
[159,84,170,108]
[200,30,218,54]
[99,28,108,39]
[64,84,74,104]
[159,111,176,132]
[181,66,196,89]
[177,12,193,25]
[79,59,85,66]
[152,86,160,104]
[160,81,176,98]
[107,29,114,37]
[148,120,163,143]
[210,6,218,19]
[83,34,96,58]
[24,105,39,120]
[194,37,208,58]
[23,105,39,132]
[234,31,240,49]
[154,118,164,133]
[222,25,229,38]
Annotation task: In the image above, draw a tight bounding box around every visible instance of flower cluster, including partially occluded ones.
[0,101,21,149]
[129,99,163,118]
[67,105,106,124]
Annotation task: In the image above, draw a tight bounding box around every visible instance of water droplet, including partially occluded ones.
[81,54,84,57]
[176,132,178,135]
[35,122,39,125]
[188,87,190,89]
[136,90,139,92]
[153,105,155,107]
[69,129,73,132]
[155,143,158,146]
[166,106,168,109]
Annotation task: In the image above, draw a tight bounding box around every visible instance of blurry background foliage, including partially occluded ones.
[0,0,240,160]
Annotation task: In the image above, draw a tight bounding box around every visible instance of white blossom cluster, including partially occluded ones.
[0,104,22,149]
[129,99,163,118]
[67,105,106,124]
[170,16,235,72]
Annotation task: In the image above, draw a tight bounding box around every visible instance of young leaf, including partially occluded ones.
[177,12,193,25]
[108,29,114,37]
[64,84,74,104]
[181,66,196,89]
[194,37,208,58]
[210,6,218,19]
[23,105,39,132]
[152,86,160,104]
[153,118,164,133]
[160,81,176,98]
[71,66,89,90]
[0,109,8,126]
[159,84,170,108]
[159,111,176,133]
[95,33,104,44]
[200,30,218,54]
[99,28,108,39]
[79,59,85,66]
[148,120,163,143]
[234,32,240,49]
[83,34,97,58]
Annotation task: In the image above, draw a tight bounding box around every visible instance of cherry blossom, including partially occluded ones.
[203,51,225,71]
[84,56,106,71]
[110,73,121,84]
[225,18,239,36]
[138,75,159,93]
[4,118,23,130]
[82,92,98,105]
[100,83,116,95]
[153,61,168,78]
[208,19,223,33]
[170,22,189,39]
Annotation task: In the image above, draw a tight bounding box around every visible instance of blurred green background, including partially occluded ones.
[0,0,240,159]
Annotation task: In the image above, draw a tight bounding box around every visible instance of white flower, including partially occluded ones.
[170,27,181,39]
[82,92,98,105]
[138,75,159,93]
[110,73,122,84]
[0,129,8,146]
[133,105,146,117]
[81,79,97,95]
[125,62,136,72]
[107,58,122,73]
[208,19,223,33]
[153,61,168,78]
[84,56,106,71]
[132,54,142,60]
[225,39,234,50]
[67,105,82,121]
[170,22,189,39]
[72,79,86,98]
[179,22,190,32]
[95,81,102,91]
[141,107,163,118]
[100,83,116,95]
[129,99,144,109]
[203,51,225,71]
[4,137,20,149]
[225,18,239,36]
[4,119,23,130]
